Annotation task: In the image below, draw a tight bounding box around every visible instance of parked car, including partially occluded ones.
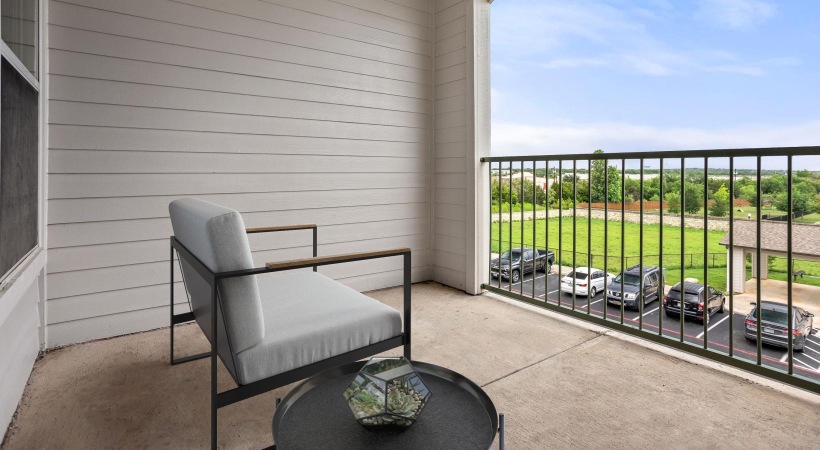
[491,248,554,283]
[744,301,815,352]
[560,267,614,297]
[606,265,664,310]
[663,282,725,323]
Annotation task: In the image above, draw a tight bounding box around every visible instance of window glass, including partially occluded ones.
[760,308,789,325]
[567,271,588,280]
[1,0,38,78]
[500,250,521,261]
[614,273,641,285]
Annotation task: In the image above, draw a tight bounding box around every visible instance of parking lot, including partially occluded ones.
[489,269,820,382]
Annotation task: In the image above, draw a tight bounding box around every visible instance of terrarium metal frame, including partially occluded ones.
[344,356,431,430]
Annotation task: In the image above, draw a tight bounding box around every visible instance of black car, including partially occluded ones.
[490,248,554,283]
[606,265,664,310]
[744,301,815,352]
[663,282,725,323]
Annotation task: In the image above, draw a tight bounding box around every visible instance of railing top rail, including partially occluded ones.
[480,145,820,163]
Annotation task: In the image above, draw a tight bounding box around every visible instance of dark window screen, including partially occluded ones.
[1,56,38,277]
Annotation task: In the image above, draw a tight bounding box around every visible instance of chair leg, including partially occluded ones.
[403,252,412,361]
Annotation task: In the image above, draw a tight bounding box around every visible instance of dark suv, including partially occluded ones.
[606,265,663,310]
[744,301,815,352]
[663,282,725,323]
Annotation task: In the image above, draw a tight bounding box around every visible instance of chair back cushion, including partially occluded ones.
[169,198,264,353]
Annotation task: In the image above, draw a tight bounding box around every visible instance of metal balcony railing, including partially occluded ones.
[481,146,820,394]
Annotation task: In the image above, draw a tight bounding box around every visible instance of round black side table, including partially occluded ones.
[271,360,505,450]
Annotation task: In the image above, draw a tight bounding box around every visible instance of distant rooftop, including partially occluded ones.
[720,221,820,257]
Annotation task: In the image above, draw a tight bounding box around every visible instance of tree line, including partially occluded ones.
[492,150,820,216]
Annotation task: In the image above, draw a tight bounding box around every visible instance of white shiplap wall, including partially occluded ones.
[45,0,438,346]
[432,0,468,290]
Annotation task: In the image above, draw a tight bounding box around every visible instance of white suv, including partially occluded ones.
[560,267,614,297]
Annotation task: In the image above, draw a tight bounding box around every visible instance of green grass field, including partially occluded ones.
[490,217,820,291]
[491,202,546,213]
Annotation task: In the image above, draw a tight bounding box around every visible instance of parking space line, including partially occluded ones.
[800,352,820,366]
[779,353,789,362]
[696,314,731,339]
[794,358,815,371]
[640,307,659,318]
[803,344,820,356]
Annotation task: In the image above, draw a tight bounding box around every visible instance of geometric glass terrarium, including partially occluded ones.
[343,356,432,430]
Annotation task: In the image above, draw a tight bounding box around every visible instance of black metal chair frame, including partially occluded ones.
[169,225,411,449]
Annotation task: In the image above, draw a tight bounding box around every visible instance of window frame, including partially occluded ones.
[0,0,43,288]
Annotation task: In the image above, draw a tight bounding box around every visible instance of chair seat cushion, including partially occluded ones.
[233,271,403,385]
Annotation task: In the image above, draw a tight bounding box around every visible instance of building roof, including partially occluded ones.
[720,220,820,257]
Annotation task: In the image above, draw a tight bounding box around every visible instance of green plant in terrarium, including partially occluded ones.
[343,357,431,430]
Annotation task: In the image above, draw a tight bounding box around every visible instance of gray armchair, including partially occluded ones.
[168,198,411,449]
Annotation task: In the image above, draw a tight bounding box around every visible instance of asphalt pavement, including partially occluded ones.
[489,268,820,382]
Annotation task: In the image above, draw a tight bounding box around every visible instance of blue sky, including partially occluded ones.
[490,0,820,167]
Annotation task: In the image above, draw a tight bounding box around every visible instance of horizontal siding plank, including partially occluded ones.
[435,94,464,114]
[435,47,465,70]
[48,203,429,248]
[432,265,465,290]
[48,244,431,300]
[433,249,466,271]
[49,51,429,113]
[435,62,465,85]
[434,157,465,173]
[49,101,426,143]
[50,1,428,84]
[329,0,431,26]
[48,172,426,199]
[387,0,431,13]
[435,15,465,41]
[49,26,427,99]
[434,125,465,144]
[48,219,430,272]
[435,217,466,238]
[46,264,430,347]
[49,76,428,129]
[49,150,427,175]
[434,172,466,189]
[435,78,466,99]
[434,110,466,129]
[259,0,430,39]
[434,187,465,205]
[60,0,429,68]
[435,141,466,158]
[178,0,430,54]
[48,188,428,224]
[434,0,464,26]
[49,125,425,157]
[434,202,465,221]
[434,31,465,56]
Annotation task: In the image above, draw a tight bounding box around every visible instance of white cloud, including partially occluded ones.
[491,120,820,168]
[695,0,776,29]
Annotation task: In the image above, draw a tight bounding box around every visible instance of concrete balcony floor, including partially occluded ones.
[3,282,818,449]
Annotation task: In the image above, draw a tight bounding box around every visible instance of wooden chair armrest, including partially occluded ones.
[246,224,316,234]
[266,248,410,271]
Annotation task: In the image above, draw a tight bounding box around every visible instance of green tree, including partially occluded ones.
[684,183,704,214]
[709,184,730,217]
[589,150,622,203]
[738,184,757,205]
[774,183,814,216]
[666,192,681,214]
[624,178,641,202]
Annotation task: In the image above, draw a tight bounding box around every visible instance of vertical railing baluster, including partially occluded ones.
[756,156,762,365]
[532,160,537,298]
[620,159,626,325]
[680,158,686,344]
[498,163,502,288]
[546,162,550,303]
[489,162,493,289]
[703,157,709,349]
[639,159,645,331]
[604,160,609,321]
[509,163,513,293]
[558,161,563,308]
[659,158,664,337]
[728,157,734,357]
[787,156,793,374]
[587,159,592,314]
[520,161,525,293]
[572,160,577,310]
